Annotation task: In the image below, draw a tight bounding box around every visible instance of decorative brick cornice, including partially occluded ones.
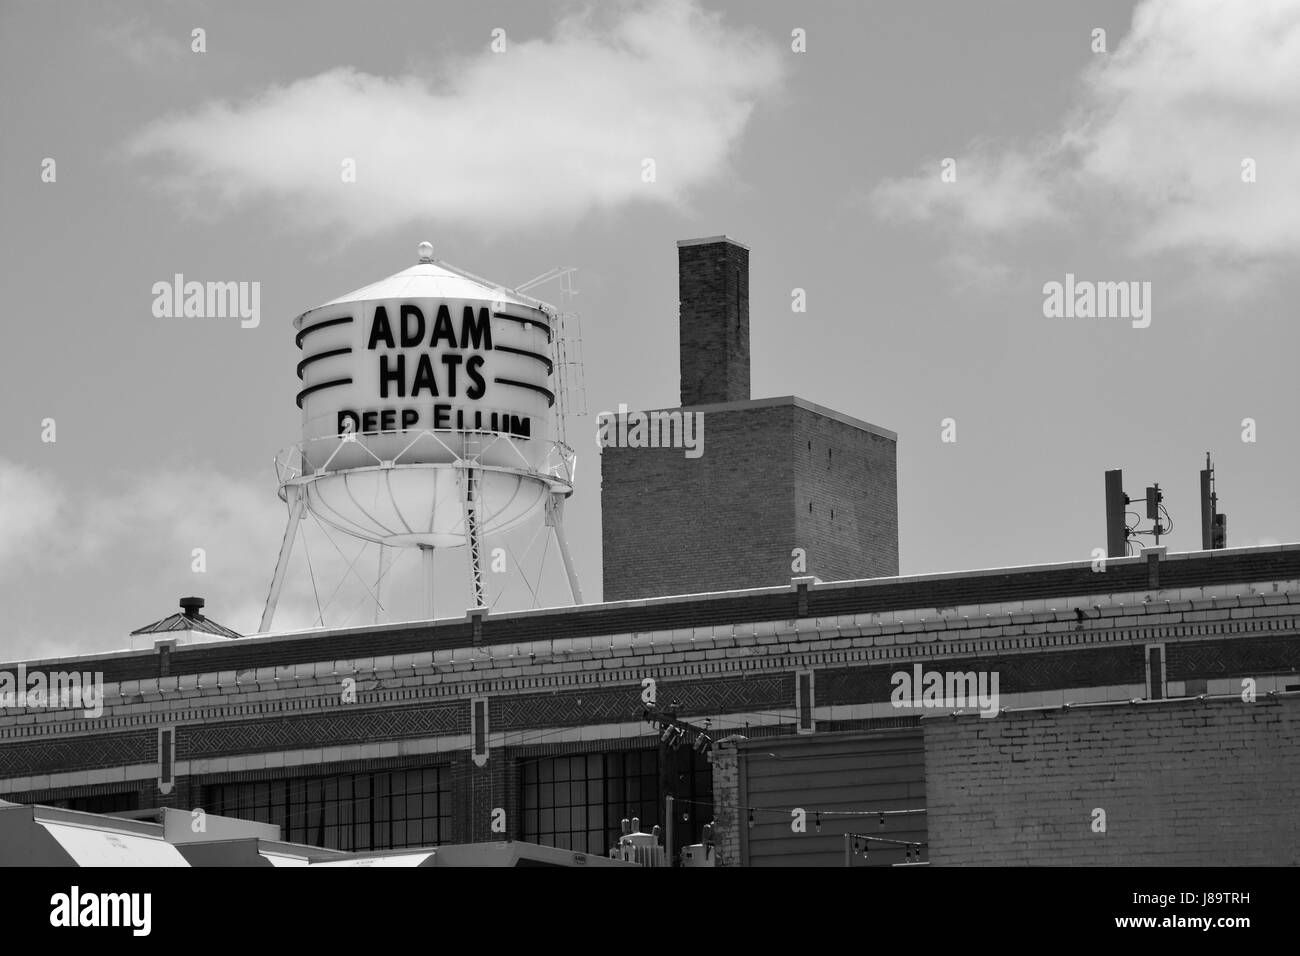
[1,584,1295,750]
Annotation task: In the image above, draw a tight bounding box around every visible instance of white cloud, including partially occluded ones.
[872,147,1060,235]
[0,460,64,570]
[72,469,389,637]
[97,17,185,69]
[869,0,1300,262]
[124,0,784,237]
[0,462,330,650]
[940,248,1016,293]
[1,460,567,657]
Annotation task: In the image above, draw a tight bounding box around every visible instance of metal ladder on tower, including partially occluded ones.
[462,433,486,608]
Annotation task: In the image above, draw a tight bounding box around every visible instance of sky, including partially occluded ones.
[1,0,1297,661]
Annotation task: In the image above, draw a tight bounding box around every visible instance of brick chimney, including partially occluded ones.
[601,236,898,602]
[677,236,749,407]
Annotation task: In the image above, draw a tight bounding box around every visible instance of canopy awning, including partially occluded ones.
[36,821,190,867]
[307,851,434,867]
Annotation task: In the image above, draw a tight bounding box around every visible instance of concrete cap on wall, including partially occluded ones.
[676,235,750,250]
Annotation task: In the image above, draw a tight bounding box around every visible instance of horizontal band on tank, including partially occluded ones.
[491,343,553,373]
[493,311,552,341]
[295,377,353,408]
[494,376,555,407]
[295,315,353,348]
[296,347,353,379]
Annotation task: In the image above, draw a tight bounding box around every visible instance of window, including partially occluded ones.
[522,750,656,855]
[203,766,450,851]
[521,748,714,857]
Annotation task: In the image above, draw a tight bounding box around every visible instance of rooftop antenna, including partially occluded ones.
[1200,453,1227,549]
[1104,469,1172,557]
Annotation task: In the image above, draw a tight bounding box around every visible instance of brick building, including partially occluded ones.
[1,236,1296,867]
[601,237,899,601]
[922,695,1300,866]
[707,549,1300,866]
[1,545,1297,864]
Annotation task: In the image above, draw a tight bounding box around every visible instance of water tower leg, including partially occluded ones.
[374,544,390,625]
[466,508,485,609]
[420,545,436,620]
[546,493,584,604]
[259,488,307,633]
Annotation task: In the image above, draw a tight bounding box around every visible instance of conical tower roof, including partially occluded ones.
[296,243,545,326]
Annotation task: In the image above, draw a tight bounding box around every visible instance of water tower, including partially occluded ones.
[259,242,583,631]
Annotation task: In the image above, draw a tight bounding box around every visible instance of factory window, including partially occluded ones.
[203,766,450,851]
[521,747,713,857]
[521,751,652,855]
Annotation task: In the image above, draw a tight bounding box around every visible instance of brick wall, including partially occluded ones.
[792,404,898,581]
[602,403,796,600]
[601,399,899,600]
[3,564,1295,862]
[925,696,1300,865]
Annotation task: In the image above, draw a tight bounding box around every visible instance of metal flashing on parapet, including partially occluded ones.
[676,235,750,251]
[924,690,1300,721]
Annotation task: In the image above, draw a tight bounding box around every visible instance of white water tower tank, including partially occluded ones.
[287,243,569,549]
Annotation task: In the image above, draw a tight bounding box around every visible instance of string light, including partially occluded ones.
[644,706,713,755]
[815,812,821,833]
[671,799,926,819]
[747,808,754,829]
[845,832,929,861]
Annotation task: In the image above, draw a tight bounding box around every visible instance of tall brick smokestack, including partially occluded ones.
[677,236,749,407]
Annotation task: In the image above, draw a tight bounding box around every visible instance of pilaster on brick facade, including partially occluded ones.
[467,758,508,844]
[708,739,742,867]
